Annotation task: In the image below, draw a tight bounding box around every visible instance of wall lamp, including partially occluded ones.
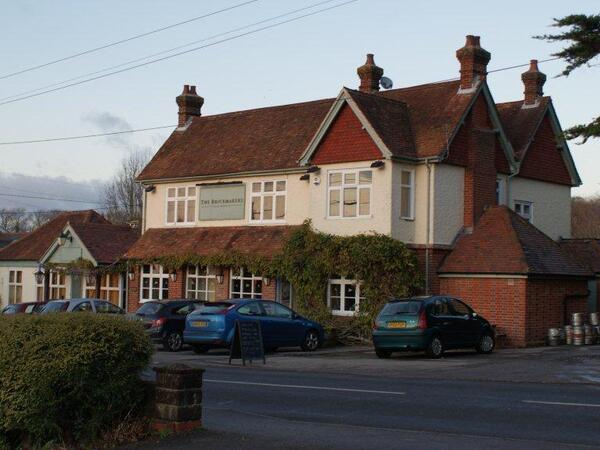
[216,267,225,285]
[85,270,98,286]
[144,185,156,193]
[169,270,178,282]
[262,276,271,286]
[34,266,45,284]
[299,174,310,181]
[57,232,72,246]
[127,266,135,281]
[306,165,320,174]
[370,160,385,169]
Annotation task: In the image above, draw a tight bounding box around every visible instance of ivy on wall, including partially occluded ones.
[127,221,422,340]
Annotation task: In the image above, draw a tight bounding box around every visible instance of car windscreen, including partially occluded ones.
[194,302,233,315]
[136,302,164,315]
[380,301,421,316]
[42,302,68,313]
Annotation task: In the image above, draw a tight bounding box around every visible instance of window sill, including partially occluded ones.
[400,217,414,222]
[331,311,358,317]
[326,215,373,220]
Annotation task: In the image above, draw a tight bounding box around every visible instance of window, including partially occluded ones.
[166,186,196,224]
[328,277,363,316]
[431,298,450,316]
[72,301,92,312]
[496,177,506,205]
[36,278,44,302]
[328,170,372,218]
[514,200,533,222]
[263,302,293,319]
[173,303,202,315]
[250,180,286,222]
[94,301,122,314]
[8,270,23,304]
[447,298,471,317]
[231,268,262,299]
[237,302,262,316]
[400,170,415,219]
[140,265,169,302]
[186,266,217,301]
[84,273,121,305]
[49,271,66,299]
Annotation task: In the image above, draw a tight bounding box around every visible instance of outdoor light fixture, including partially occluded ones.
[262,276,271,286]
[85,270,98,286]
[216,267,225,285]
[144,185,156,193]
[306,165,320,174]
[57,232,72,246]
[127,266,135,281]
[34,267,45,284]
[370,160,385,169]
[299,174,310,181]
[169,270,177,282]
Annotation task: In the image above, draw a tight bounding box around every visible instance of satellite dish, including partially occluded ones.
[380,76,393,89]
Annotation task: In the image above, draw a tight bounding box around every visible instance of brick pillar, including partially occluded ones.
[127,266,141,313]
[169,269,186,299]
[215,268,230,300]
[153,364,204,433]
[262,279,276,300]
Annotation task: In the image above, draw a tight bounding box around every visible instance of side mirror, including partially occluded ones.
[472,312,478,318]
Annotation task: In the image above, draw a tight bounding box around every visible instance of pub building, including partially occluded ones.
[123,36,596,347]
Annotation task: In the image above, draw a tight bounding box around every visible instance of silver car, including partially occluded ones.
[41,298,125,315]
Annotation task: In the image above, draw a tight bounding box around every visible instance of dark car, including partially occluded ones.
[372,296,495,359]
[184,299,324,354]
[133,300,205,352]
[1,302,46,315]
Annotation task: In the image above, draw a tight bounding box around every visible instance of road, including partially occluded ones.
[136,352,600,450]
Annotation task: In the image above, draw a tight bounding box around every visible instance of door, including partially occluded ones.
[428,298,457,346]
[446,298,479,346]
[260,301,304,347]
[236,301,269,345]
[70,274,82,298]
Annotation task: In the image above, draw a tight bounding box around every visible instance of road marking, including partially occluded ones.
[523,400,600,408]
[204,379,405,395]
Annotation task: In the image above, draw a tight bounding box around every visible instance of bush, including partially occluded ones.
[0,313,153,448]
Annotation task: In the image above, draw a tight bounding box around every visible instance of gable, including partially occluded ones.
[518,114,572,186]
[311,103,384,165]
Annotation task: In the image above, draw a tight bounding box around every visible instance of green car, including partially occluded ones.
[372,296,495,359]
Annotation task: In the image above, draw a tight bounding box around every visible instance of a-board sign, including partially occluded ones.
[229,319,266,365]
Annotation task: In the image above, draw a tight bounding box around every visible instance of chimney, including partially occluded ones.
[456,35,491,91]
[357,54,384,93]
[176,84,204,127]
[521,59,546,106]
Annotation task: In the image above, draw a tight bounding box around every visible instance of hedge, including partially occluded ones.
[0,313,153,448]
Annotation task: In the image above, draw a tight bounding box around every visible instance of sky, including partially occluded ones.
[0,0,598,212]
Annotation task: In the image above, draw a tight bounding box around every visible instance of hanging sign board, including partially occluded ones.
[198,184,246,221]
[229,319,266,365]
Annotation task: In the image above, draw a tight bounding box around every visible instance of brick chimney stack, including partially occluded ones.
[357,54,384,93]
[176,85,204,127]
[521,59,546,106]
[456,35,491,91]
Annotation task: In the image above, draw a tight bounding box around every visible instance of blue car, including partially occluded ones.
[184,299,324,354]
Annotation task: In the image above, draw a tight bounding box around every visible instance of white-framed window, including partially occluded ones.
[250,180,286,222]
[49,271,66,300]
[400,169,415,219]
[231,268,262,299]
[496,177,507,205]
[514,200,533,222]
[85,274,121,305]
[328,276,363,316]
[36,278,44,302]
[328,169,372,218]
[140,264,169,301]
[166,186,196,224]
[8,270,23,304]
[186,266,217,301]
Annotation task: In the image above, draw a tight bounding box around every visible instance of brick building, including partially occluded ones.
[124,35,593,346]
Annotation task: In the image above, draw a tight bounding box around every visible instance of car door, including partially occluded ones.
[171,303,201,334]
[71,301,93,313]
[429,298,459,347]
[236,301,270,345]
[260,301,303,347]
[447,298,479,346]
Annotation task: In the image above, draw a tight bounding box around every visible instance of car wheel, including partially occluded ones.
[163,331,183,352]
[476,332,495,354]
[375,348,392,359]
[301,330,320,351]
[192,344,210,354]
[426,336,444,359]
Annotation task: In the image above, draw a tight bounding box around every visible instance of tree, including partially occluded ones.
[0,208,28,233]
[29,210,62,230]
[102,150,151,226]
[535,14,600,143]
[571,196,600,238]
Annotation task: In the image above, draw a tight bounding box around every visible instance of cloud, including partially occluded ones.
[81,111,133,146]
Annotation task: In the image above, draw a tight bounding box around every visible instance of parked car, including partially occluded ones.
[40,298,125,315]
[184,299,324,354]
[372,296,495,359]
[1,302,46,315]
[132,299,205,352]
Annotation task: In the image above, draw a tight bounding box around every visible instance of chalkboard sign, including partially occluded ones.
[229,320,266,365]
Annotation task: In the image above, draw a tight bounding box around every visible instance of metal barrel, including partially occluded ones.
[595,326,600,345]
[564,325,573,345]
[572,313,585,327]
[573,326,584,346]
[590,312,599,326]
[547,328,561,346]
[584,325,593,345]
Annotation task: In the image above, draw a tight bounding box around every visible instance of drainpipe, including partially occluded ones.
[425,159,433,295]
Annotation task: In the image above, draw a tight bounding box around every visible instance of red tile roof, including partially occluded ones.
[0,210,108,261]
[496,98,549,160]
[138,80,476,181]
[0,232,27,249]
[69,222,139,264]
[439,206,591,277]
[560,239,600,274]
[124,226,298,260]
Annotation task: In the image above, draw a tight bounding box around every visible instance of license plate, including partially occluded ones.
[192,321,209,328]
[387,321,406,329]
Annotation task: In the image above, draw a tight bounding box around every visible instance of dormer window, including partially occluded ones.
[514,200,533,222]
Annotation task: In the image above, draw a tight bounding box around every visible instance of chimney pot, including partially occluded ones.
[176,84,204,128]
[456,35,491,91]
[521,59,546,106]
[357,53,384,93]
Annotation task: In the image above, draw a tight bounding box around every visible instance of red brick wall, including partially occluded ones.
[311,104,383,164]
[410,246,453,295]
[126,267,140,313]
[440,276,527,347]
[518,115,572,186]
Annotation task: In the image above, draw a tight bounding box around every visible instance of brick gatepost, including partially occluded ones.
[153,364,204,433]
